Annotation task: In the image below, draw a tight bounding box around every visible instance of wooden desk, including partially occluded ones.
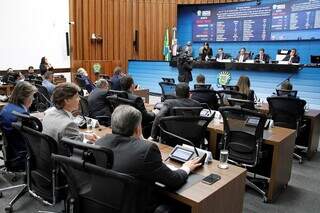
[90,126,246,213]
[133,89,149,103]
[207,120,296,203]
[256,102,320,160]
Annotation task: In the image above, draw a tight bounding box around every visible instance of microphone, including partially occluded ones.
[159,125,199,156]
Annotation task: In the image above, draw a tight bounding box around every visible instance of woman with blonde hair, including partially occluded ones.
[236,75,254,101]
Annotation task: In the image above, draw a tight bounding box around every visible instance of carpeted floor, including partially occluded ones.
[0,153,320,213]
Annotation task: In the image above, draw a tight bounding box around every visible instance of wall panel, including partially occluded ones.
[69,0,251,76]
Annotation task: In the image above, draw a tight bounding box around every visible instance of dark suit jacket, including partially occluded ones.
[151,98,201,138]
[191,88,219,110]
[215,53,231,60]
[88,88,112,118]
[235,54,250,62]
[96,134,188,189]
[283,55,300,63]
[110,74,122,90]
[254,53,270,63]
[125,91,155,125]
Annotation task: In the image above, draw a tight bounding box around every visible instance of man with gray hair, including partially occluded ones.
[96,105,201,199]
[88,78,111,124]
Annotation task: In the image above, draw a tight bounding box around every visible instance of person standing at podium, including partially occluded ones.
[283,48,300,64]
[235,48,250,62]
[199,42,213,61]
[254,48,270,63]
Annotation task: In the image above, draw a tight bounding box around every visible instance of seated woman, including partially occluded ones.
[76,67,95,93]
[42,82,97,144]
[236,76,255,101]
[0,81,37,165]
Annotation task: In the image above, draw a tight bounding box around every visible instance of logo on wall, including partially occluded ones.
[217,71,231,86]
[92,63,102,74]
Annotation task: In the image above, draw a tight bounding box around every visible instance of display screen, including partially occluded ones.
[171,148,194,161]
[192,0,320,42]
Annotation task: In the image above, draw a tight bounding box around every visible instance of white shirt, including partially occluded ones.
[239,55,244,62]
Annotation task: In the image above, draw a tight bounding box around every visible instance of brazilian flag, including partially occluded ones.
[162,28,170,61]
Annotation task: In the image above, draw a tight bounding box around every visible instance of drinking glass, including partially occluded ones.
[218,149,229,169]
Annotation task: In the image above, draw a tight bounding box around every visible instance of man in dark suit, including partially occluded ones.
[110,66,124,90]
[191,74,219,110]
[283,48,300,63]
[215,48,231,61]
[235,47,250,62]
[87,79,112,120]
[254,48,270,63]
[96,105,201,212]
[151,83,201,140]
[120,75,155,137]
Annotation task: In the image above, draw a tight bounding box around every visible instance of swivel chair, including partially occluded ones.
[267,96,306,163]
[159,82,176,102]
[219,106,269,202]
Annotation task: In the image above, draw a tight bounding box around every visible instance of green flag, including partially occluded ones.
[162,28,170,61]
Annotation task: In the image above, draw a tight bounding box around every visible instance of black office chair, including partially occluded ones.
[161,77,175,83]
[190,89,222,110]
[218,90,248,106]
[33,85,52,112]
[0,124,27,213]
[159,115,209,148]
[159,82,176,102]
[52,152,166,213]
[171,106,202,116]
[79,95,111,126]
[222,85,239,91]
[0,112,46,213]
[267,96,306,163]
[227,97,255,110]
[193,84,211,90]
[219,106,269,202]
[56,137,153,213]
[276,89,298,98]
[12,117,67,208]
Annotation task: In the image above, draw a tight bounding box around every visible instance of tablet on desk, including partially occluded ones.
[169,146,194,163]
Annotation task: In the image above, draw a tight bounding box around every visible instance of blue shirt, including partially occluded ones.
[111,74,122,90]
[42,79,55,97]
[0,103,28,131]
[0,103,28,156]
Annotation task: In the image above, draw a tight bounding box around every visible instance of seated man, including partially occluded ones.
[110,66,125,90]
[215,48,231,61]
[120,75,155,126]
[42,71,55,97]
[283,48,300,63]
[88,79,112,122]
[151,83,201,140]
[254,48,270,63]
[42,82,97,144]
[96,105,201,211]
[76,67,95,93]
[25,66,38,81]
[191,74,219,110]
[235,47,250,62]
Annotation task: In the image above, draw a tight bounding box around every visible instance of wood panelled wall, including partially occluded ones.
[69,0,251,74]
